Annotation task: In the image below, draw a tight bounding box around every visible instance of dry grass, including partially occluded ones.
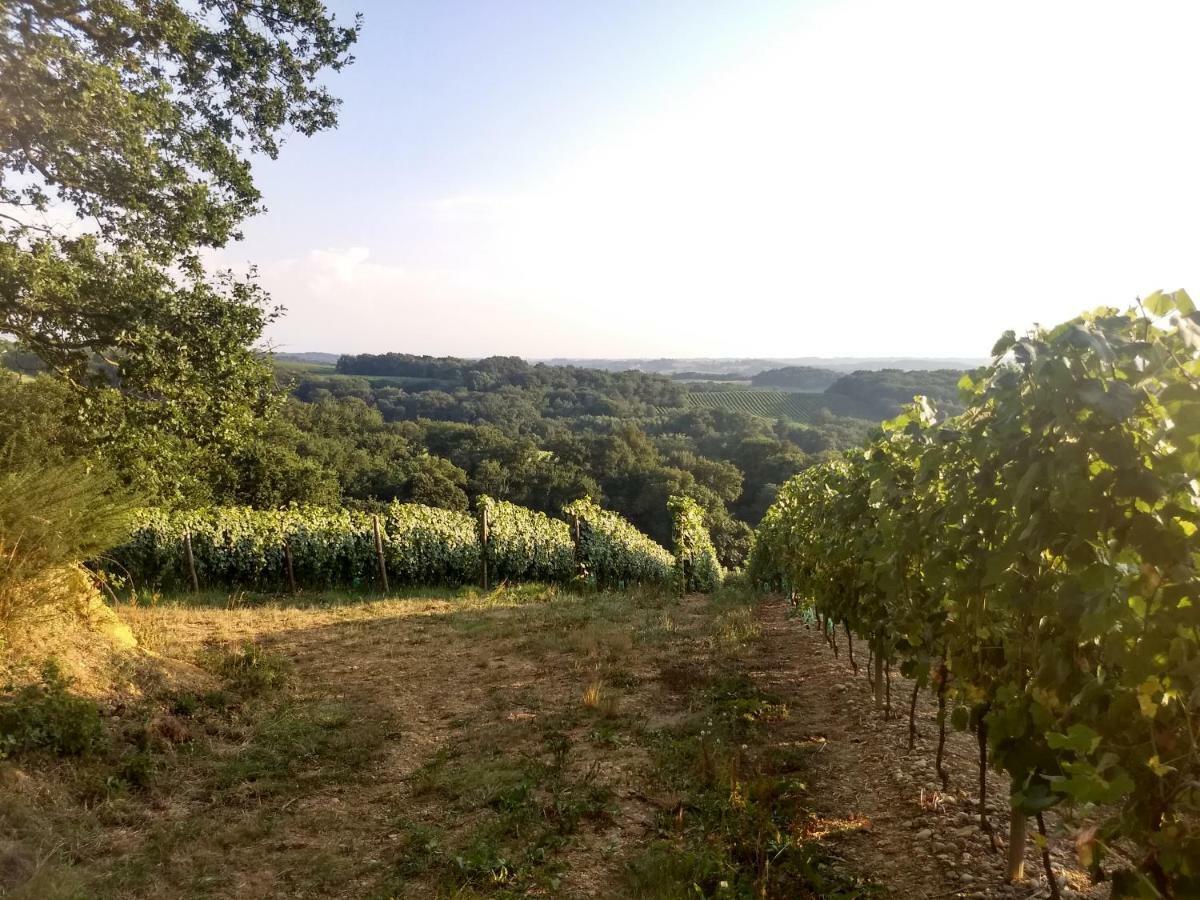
[0,582,872,899]
[0,462,138,692]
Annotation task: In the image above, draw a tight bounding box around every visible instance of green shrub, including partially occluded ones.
[562,499,675,589]
[478,496,575,584]
[0,661,107,757]
[0,460,134,640]
[668,495,724,593]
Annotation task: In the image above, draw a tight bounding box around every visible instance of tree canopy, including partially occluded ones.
[0,0,359,496]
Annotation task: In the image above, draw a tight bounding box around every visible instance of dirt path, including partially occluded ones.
[746,598,1106,900]
[4,589,1113,899]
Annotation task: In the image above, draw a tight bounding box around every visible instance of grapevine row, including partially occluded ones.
[749,295,1200,897]
[107,495,722,595]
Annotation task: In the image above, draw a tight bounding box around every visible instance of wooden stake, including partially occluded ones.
[183,528,199,594]
[1007,808,1027,882]
[481,505,490,591]
[372,515,389,593]
[284,539,297,594]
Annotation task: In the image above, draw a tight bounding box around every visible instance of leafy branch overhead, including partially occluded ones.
[0,1,359,490]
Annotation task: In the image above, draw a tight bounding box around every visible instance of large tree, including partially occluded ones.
[0,1,359,500]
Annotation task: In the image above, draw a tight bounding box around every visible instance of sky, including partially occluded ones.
[222,0,1200,359]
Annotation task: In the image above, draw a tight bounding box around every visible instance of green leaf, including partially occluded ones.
[1046,724,1101,755]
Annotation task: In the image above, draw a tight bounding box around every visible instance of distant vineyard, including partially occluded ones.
[669,390,875,423]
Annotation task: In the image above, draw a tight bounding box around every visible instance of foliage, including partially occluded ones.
[749,295,1200,896]
[110,497,687,593]
[383,501,481,587]
[0,0,358,505]
[669,494,724,593]
[562,498,675,589]
[0,661,106,757]
[109,502,480,592]
[825,369,968,418]
[478,496,575,584]
[750,365,841,390]
[0,459,134,641]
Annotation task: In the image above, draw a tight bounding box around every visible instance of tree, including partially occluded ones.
[0,1,359,500]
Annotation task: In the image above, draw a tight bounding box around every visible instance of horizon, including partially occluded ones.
[277,348,986,367]
[220,0,1200,360]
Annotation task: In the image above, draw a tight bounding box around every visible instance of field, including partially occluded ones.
[0,584,1095,899]
[674,390,875,424]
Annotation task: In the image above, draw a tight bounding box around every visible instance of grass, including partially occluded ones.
[1,582,879,898]
[627,673,880,899]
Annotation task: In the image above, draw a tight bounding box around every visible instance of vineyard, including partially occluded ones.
[675,390,875,423]
[749,293,1200,897]
[106,495,721,596]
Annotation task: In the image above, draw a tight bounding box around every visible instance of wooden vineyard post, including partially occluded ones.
[183,527,199,594]
[372,515,389,594]
[1007,807,1027,882]
[284,538,297,594]
[480,505,490,591]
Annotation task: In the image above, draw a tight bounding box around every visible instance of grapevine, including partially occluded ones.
[750,296,1200,896]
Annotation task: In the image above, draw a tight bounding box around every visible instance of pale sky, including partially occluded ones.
[222,0,1200,359]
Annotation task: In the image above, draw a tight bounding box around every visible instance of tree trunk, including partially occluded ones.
[935,662,949,790]
[907,680,920,750]
[884,660,892,719]
[977,717,997,851]
[873,650,884,710]
[1035,812,1060,899]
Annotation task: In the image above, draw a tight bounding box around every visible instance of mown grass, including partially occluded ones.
[627,671,881,899]
[3,581,879,898]
[0,637,394,899]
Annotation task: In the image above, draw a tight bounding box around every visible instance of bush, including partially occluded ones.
[478,496,574,584]
[562,499,675,589]
[668,495,724,593]
[0,460,133,641]
[0,661,107,757]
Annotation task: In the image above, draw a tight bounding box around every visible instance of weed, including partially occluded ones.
[200,641,289,695]
[0,661,106,757]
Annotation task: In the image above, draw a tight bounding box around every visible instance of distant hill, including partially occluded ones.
[750,366,840,391]
[274,351,341,366]
[270,352,985,377]
[536,356,985,376]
